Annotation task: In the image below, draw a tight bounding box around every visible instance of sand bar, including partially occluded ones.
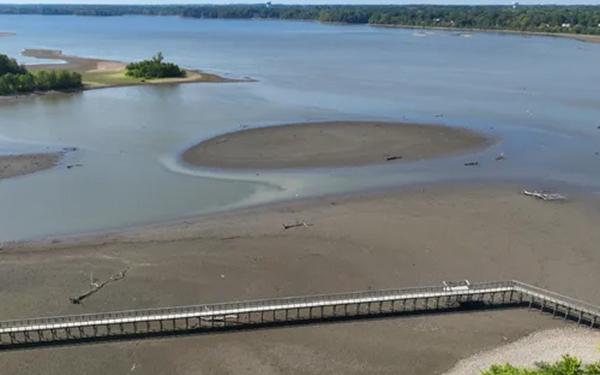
[1,183,600,374]
[182,121,491,169]
[0,152,61,180]
[0,32,15,37]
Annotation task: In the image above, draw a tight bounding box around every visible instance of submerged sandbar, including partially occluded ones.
[182,121,491,169]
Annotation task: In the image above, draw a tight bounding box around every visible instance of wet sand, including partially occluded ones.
[22,49,238,90]
[182,121,491,169]
[0,153,61,180]
[2,183,600,374]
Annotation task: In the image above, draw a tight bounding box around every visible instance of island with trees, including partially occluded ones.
[0,53,82,96]
[125,52,186,79]
[0,49,238,98]
[1,4,600,40]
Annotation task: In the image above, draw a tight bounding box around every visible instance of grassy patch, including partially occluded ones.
[81,69,142,87]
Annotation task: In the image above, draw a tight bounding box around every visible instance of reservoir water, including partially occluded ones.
[1,15,600,241]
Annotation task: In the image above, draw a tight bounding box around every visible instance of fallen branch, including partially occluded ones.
[522,190,567,201]
[282,221,313,230]
[385,155,403,161]
[70,268,129,304]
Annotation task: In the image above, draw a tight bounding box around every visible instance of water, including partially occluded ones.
[1,15,600,241]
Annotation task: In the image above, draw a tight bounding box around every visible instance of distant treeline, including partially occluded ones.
[2,4,600,35]
[0,54,82,96]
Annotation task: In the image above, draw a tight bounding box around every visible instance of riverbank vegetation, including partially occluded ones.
[0,54,82,95]
[125,53,185,79]
[483,355,600,375]
[2,5,600,36]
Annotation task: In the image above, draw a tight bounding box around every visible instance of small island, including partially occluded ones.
[0,53,82,96]
[20,49,241,93]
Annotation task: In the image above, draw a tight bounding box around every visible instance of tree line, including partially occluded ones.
[2,4,600,35]
[0,54,82,96]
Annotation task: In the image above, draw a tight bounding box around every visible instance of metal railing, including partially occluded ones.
[0,280,597,347]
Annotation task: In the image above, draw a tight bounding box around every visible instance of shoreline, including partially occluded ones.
[0,152,62,180]
[371,23,600,43]
[182,121,493,170]
[0,177,580,251]
[1,181,599,374]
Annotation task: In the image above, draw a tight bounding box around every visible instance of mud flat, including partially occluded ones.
[0,152,61,180]
[182,121,491,169]
[1,183,600,374]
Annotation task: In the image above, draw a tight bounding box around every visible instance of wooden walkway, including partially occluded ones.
[0,280,598,348]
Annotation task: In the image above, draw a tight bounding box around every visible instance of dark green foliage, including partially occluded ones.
[482,355,600,375]
[0,53,82,96]
[0,54,27,75]
[33,70,83,91]
[1,4,600,35]
[125,52,185,79]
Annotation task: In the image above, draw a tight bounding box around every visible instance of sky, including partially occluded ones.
[0,0,598,5]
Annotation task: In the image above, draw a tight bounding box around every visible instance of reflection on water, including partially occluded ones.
[1,16,600,241]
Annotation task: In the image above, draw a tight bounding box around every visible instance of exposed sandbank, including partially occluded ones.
[0,31,15,37]
[445,328,600,374]
[1,183,600,374]
[22,49,241,90]
[182,121,491,169]
[0,152,61,180]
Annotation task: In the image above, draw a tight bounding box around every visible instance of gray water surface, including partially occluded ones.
[1,16,600,241]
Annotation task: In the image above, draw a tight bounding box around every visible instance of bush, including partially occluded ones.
[482,355,600,375]
[125,52,186,79]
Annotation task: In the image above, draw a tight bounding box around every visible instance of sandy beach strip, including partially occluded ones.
[1,183,600,374]
[182,121,492,169]
[445,327,600,374]
[0,152,61,180]
[22,48,114,72]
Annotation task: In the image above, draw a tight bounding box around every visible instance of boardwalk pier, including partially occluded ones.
[0,280,598,348]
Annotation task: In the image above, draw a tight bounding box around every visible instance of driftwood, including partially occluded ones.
[385,155,403,161]
[70,268,129,304]
[283,221,314,230]
[522,190,567,201]
[464,161,479,166]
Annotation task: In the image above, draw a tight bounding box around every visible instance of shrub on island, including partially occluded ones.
[0,54,82,95]
[125,52,186,79]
